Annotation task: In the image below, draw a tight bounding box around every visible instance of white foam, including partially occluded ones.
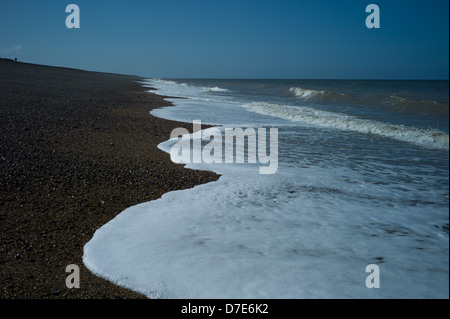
[243,101,449,151]
[83,158,449,298]
[150,79,229,94]
[83,79,449,299]
[289,87,325,98]
[152,79,181,86]
[204,86,230,93]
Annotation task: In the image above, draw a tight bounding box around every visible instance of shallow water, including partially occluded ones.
[83,79,449,298]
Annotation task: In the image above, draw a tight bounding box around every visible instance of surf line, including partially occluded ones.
[169,120,279,174]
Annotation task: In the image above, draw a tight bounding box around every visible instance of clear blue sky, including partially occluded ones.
[0,0,448,79]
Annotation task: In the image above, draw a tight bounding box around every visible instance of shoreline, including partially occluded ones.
[0,59,219,298]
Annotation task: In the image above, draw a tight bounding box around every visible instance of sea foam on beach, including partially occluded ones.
[84,79,449,298]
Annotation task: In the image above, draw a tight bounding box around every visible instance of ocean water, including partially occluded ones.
[83,79,449,298]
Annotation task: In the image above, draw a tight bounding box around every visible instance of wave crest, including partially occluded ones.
[289,87,324,98]
[289,87,348,102]
[243,102,449,151]
[204,86,230,93]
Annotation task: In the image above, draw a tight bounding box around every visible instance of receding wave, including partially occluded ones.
[289,87,347,101]
[243,102,449,151]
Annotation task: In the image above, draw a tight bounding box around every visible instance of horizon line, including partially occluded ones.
[2,57,448,81]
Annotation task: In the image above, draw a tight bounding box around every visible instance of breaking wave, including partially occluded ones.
[289,87,347,101]
[204,86,230,93]
[289,87,449,115]
[243,102,449,151]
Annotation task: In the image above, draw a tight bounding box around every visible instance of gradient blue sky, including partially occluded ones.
[0,0,448,79]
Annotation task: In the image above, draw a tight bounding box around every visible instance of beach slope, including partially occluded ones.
[0,58,218,298]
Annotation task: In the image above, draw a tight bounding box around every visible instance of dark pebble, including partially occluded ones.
[0,58,219,299]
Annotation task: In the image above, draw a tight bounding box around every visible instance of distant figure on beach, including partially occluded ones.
[14,58,17,62]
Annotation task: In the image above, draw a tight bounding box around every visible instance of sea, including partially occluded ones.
[83,79,449,298]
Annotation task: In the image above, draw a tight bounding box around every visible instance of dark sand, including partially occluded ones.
[0,58,219,298]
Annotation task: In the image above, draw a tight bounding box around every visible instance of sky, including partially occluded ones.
[0,0,448,79]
